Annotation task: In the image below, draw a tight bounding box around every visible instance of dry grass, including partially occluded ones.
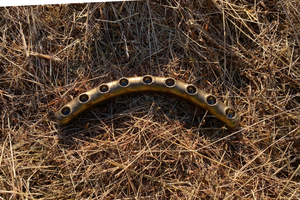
[0,0,300,199]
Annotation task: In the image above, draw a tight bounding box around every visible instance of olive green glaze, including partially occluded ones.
[55,75,240,127]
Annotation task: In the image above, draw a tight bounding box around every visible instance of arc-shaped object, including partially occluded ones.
[55,76,240,127]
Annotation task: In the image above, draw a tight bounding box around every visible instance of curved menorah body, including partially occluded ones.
[55,76,240,127]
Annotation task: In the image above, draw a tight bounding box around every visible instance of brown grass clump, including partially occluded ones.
[0,0,300,199]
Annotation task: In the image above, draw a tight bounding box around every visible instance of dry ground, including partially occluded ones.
[0,0,300,199]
